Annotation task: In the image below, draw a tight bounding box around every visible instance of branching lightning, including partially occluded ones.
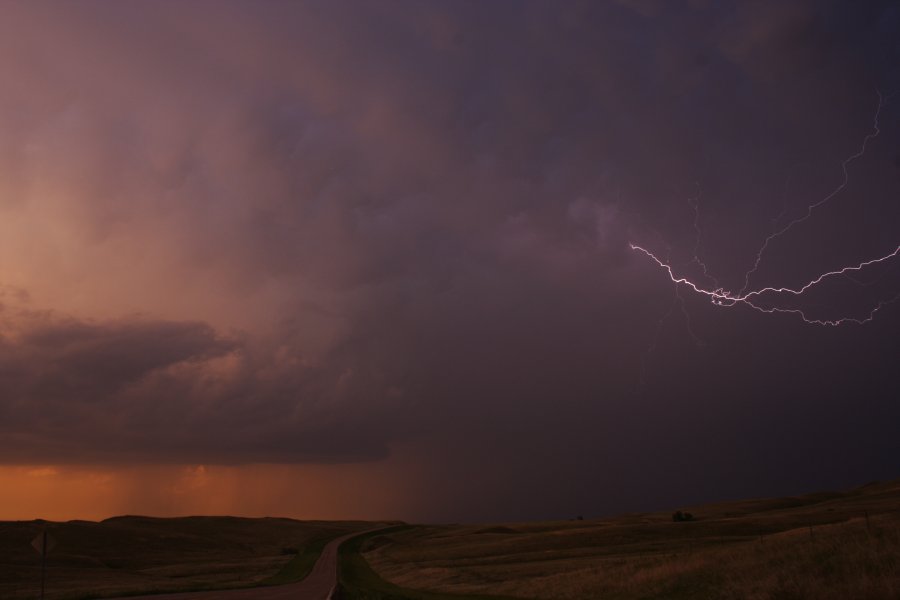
[632,92,900,328]
[631,243,900,326]
[687,187,720,291]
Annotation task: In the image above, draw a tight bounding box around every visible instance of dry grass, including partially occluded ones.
[0,515,374,600]
[364,480,900,599]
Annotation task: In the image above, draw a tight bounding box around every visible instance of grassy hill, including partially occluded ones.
[0,515,374,600]
[358,479,900,600]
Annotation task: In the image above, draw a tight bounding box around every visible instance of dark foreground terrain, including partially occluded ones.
[344,480,900,600]
[0,516,376,599]
[4,480,900,600]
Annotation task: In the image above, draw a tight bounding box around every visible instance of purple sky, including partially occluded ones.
[1,0,899,522]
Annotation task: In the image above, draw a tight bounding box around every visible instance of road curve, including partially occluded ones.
[111,529,365,600]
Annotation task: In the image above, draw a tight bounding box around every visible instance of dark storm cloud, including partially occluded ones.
[1,1,899,518]
[0,297,406,464]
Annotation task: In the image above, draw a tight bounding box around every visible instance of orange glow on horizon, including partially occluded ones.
[0,461,417,522]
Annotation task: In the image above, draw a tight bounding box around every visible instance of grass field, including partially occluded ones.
[0,515,374,600]
[337,526,518,600]
[361,480,900,600]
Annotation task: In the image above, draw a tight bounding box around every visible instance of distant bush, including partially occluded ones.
[672,511,694,522]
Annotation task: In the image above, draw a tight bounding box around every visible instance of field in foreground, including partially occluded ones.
[0,516,377,600]
[358,480,900,600]
[4,481,899,600]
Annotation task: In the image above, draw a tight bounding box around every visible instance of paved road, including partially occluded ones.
[113,530,362,600]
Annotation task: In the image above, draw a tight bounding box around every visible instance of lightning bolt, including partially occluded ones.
[686,186,719,291]
[631,91,899,328]
[630,243,900,326]
[739,92,885,296]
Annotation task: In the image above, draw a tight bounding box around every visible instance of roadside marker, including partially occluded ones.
[31,530,56,600]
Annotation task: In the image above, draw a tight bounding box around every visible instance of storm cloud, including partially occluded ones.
[1,1,899,520]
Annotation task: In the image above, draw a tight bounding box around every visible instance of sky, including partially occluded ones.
[1,0,899,523]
